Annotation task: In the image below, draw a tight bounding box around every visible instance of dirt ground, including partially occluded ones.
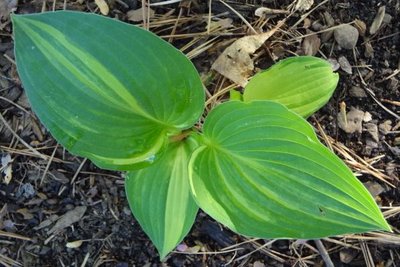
[1,0,400,266]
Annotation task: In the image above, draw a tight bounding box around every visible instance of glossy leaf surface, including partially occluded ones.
[189,101,390,239]
[12,11,204,170]
[126,140,199,259]
[243,56,339,117]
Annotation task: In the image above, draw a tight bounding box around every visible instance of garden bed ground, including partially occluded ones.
[1,0,400,266]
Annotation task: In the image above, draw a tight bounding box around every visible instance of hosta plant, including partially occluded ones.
[12,11,390,259]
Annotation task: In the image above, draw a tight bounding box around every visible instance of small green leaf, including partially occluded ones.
[126,139,199,259]
[243,56,339,117]
[189,101,390,239]
[12,11,204,170]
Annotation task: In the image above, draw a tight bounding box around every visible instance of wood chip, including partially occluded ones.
[66,240,84,248]
[253,261,265,267]
[48,206,87,235]
[295,0,314,12]
[369,6,385,35]
[349,86,367,98]
[364,123,379,142]
[95,0,109,16]
[364,42,374,58]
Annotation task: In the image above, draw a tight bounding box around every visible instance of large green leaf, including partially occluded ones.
[126,139,199,259]
[12,11,204,170]
[189,101,390,239]
[243,56,339,117]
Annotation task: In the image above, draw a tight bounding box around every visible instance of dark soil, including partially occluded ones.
[1,0,399,266]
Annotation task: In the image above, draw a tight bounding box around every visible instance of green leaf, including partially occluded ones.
[126,139,199,259]
[189,101,390,239]
[12,11,204,170]
[243,56,339,117]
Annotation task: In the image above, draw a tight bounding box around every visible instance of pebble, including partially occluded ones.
[334,24,359,49]
[349,86,367,98]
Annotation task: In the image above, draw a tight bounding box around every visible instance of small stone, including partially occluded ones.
[328,58,340,71]
[340,248,357,263]
[349,86,367,98]
[334,24,359,49]
[338,56,352,74]
[363,111,373,122]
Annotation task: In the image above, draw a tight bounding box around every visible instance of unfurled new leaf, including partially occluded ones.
[243,56,339,117]
[126,140,199,259]
[189,101,390,239]
[12,11,204,170]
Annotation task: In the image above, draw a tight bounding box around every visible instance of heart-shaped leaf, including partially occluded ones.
[126,139,199,259]
[243,56,339,117]
[189,101,390,238]
[12,11,204,170]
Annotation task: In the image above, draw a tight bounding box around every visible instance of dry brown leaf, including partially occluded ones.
[337,106,364,134]
[211,22,283,87]
[302,33,320,56]
[95,0,109,16]
[127,7,155,22]
[48,206,87,235]
[354,19,367,36]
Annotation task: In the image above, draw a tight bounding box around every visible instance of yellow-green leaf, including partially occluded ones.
[126,139,199,259]
[12,11,204,170]
[189,101,390,239]
[243,56,338,117]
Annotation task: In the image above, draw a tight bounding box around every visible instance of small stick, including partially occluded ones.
[70,158,87,185]
[0,230,32,241]
[40,143,59,186]
[314,239,334,267]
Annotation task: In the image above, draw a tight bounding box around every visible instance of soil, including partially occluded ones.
[1,0,400,266]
